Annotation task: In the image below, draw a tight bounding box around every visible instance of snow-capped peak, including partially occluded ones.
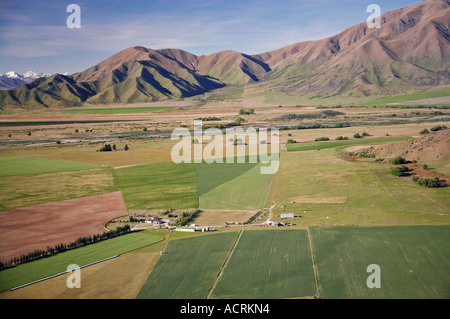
[1,71,53,80]
[4,71,21,79]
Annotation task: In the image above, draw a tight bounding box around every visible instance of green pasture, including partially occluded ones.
[211,229,317,299]
[362,88,450,106]
[311,225,450,299]
[0,155,102,177]
[267,149,450,226]
[0,232,163,292]
[113,162,198,210]
[287,136,412,152]
[198,162,274,210]
[137,231,239,299]
[0,167,118,211]
[195,159,257,196]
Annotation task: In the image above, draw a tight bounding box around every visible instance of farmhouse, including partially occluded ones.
[262,221,284,227]
[146,216,162,224]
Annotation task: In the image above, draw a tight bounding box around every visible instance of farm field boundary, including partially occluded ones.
[287,136,412,152]
[9,255,119,291]
[0,231,163,292]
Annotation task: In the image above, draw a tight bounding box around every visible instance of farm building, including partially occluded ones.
[175,226,197,232]
[146,216,162,224]
[280,213,295,219]
[175,226,213,232]
[262,221,284,227]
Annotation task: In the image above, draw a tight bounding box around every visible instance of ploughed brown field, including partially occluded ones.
[0,191,128,263]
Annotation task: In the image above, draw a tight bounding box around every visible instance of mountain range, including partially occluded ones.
[0,0,449,109]
[0,71,53,91]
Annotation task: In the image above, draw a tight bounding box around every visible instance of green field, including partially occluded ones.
[0,155,102,177]
[65,106,172,114]
[113,162,198,210]
[137,231,239,299]
[362,88,450,106]
[267,149,450,226]
[195,159,258,197]
[211,229,317,299]
[113,157,275,211]
[287,136,412,152]
[311,226,450,299]
[0,167,118,211]
[197,159,274,210]
[135,226,450,299]
[0,232,163,292]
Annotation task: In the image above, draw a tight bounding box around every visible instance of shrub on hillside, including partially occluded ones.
[430,125,447,132]
[98,144,112,152]
[390,165,409,177]
[389,156,407,165]
[416,177,440,188]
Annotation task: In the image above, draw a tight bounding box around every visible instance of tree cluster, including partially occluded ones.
[174,210,201,226]
[413,176,440,188]
[430,125,447,132]
[238,108,255,115]
[0,225,131,271]
[390,165,409,177]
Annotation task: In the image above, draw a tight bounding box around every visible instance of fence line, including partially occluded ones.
[9,255,119,291]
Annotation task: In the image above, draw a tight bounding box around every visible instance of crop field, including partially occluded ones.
[0,155,102,177]
[0,139,176,168]
[137,231,240,299]
[362,87,450,106]
[65,106,173,114]
[195,159,258,197]
[0,191,128,262]
[0,167,118,211]
[287,136,412,152]
[267,149,450,226]
[0,231,164,292]
[113,162,198,210]
[0,98,448,300]
[211,229,317,299]
[113,156,275,211]
[311,226,450,299]
[2,238,168,299]
[197,161,274,210]
[134,226,449,299]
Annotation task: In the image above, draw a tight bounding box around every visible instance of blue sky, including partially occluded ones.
[0,0,419,74]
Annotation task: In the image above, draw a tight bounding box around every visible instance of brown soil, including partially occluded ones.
[367,129,450,164]
[404,163,449,186]
[0,191,128,263]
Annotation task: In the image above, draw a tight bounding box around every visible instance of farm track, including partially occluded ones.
[206,228,244,299]
[307,226,321,299]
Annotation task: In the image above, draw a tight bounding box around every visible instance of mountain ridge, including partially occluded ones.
[1,0,449,109]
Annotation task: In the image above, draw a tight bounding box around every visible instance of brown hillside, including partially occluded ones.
[368,129,450,163]
[0,0,448,108]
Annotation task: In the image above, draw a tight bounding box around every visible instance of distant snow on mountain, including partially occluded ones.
[1,70,53,80]
[0,71,57,90]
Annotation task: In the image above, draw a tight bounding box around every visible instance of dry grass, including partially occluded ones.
[0,239,167,299]
[0,168,117,211]
[190,209,258,226]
